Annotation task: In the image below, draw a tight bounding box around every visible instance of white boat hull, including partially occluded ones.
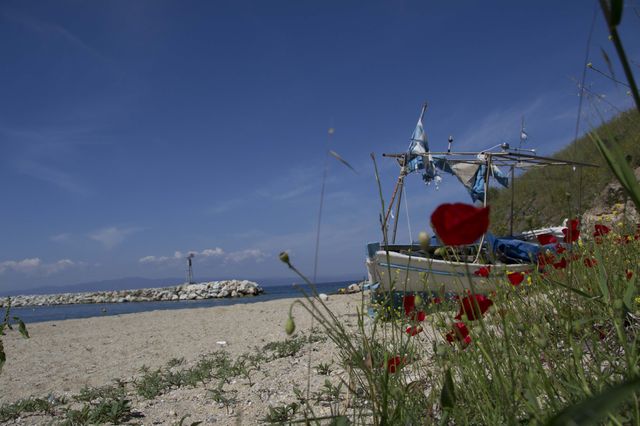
[366,249,532,294]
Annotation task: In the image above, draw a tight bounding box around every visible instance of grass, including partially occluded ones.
[0,397,56,422]
[281,230,640,424]
[61,397,134,425]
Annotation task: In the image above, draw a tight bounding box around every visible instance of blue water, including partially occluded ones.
[9,281,352,324]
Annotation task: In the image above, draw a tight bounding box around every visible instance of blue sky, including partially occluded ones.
[1,1,639,292]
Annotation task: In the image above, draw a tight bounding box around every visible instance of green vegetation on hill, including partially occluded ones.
[488,110,640,235]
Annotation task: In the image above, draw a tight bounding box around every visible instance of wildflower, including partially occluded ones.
[406,325,423,336]
[553,257,567,270]
[593,224,611,237]
[526,275,533,285]
[583,258,597,268]
[537,251,556,267]
[537,233,557,245]
[554,243,566,254]
[403,295,426,322]
[507,271,525,286]
[455,294,493,321]
[562,219,580,243]
[403,295,416,317]
[635,296,640,305]
[430,203,490,246]
[474,266,491,278]
[446,322,471,345]
[386,356,405,373]
[626,270,634,280]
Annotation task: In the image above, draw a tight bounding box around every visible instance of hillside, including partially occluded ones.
[488,109,640,235]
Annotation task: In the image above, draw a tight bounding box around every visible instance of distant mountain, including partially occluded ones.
[0,275,363,297]
[0,276,183,297]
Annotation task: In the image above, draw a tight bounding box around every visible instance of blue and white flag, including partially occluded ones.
[407,117,428,173]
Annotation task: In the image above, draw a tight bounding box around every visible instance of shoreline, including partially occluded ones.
[0,292,375,424]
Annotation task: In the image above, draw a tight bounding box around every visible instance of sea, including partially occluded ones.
[8,281,354,324]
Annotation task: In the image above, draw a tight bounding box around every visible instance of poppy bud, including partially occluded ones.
[418,231,430,251]
[285,316,296,335]
[279,251,290,265]
[414,294,423,307]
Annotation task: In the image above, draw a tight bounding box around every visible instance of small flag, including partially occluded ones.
[520,130,528,142]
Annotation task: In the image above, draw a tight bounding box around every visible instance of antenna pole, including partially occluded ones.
[509,165,515,235]
[391,170,406,244]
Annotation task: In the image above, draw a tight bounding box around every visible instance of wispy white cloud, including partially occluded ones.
[139,247,268,265]
[224,249,268,263]
[3,9,111,65]
[17,160,92,196]
[50,233,71,243]
[140,247,225,264]
[89,226,139,249]
[0,258,78,275]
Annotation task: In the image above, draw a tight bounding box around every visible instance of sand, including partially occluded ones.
[0,292,370,424]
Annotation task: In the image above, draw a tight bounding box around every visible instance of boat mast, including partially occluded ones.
[389,102,428,244]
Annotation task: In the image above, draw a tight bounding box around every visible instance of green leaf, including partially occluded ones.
[600,47,617,86]
[440,368,456,409]
[623,274,636,311]
[591,132,640,213]
[546,377,640,425]
[594,251,610,302]
[548,278,603,304]
[329,150,358,174]
[610,0,623,27]
[13,317,29,339]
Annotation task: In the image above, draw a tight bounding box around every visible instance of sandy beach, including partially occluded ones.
[0,292,370,424]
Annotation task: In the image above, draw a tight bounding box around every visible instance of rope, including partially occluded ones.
[574,2,599,214]
[403,183,413,243]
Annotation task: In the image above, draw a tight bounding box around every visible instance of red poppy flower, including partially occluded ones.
[562,219,580,243]
[406,325,423,336]
[507,272,525,286]
[537,251,556,267]
[626,270,633,280]
[386,356,405,373]
[616,235,632,245]
[553,257,567,270]
[554,243,566,254]
[403,295,415,317]
[584,258,597,268]
[432,297,442,305]
[446,322,471,345]
[537,233,557,245]
[415,311,426,321]
[474,266,491,277]
[455,294,493,321]
[431,203,490,246]
[593,224,611,237]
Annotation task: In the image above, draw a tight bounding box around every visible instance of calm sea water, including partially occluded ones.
[9,281,353,324]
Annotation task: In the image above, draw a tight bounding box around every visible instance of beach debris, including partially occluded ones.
[318,293,329,302]
[216,341,227,346]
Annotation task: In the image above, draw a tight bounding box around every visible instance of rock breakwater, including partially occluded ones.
[0,280,263,308]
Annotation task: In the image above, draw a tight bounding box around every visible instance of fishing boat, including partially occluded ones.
[366,103,596,296]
